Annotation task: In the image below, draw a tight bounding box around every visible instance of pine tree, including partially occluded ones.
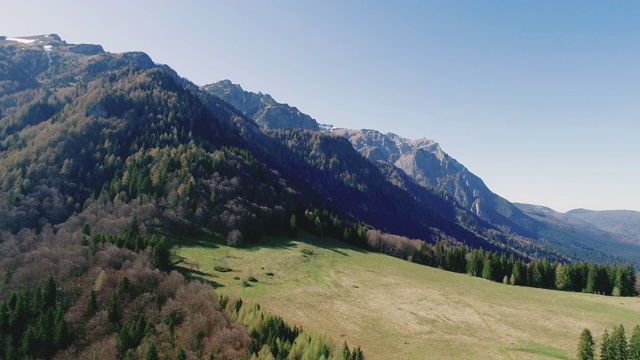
[84,290,98,319]
[146,341,159,360]
[117,276,131,297]
[481,256,493,280]
[341,341,351,360]
[350,346,364,360]
[43,276,57,310]
[585,264,597,293]
[107,292,120,322]
[601,330,614,360]
[20,326,36,357]
[577,328,595,360]
[53,305,71,348]
[175,347,187,360]
[629,325,640,360]
[612,325,628,360]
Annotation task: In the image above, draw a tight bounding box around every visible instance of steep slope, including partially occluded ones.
[326,131,640,266]
[0,35,352,360]
[201,81,640,266]
[0,35,508,255]
[201,84,550,257]
[331,128,526,227]
[203,80,320,131]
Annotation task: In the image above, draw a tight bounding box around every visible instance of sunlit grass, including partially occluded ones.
[176,233,640,359]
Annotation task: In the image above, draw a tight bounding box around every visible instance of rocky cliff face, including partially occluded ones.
[330,128,513,222]
[202,80,320,131]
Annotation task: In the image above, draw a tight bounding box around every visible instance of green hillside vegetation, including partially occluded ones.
[177,233,640,360]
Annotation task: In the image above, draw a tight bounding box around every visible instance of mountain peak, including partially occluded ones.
[202,80,320,131]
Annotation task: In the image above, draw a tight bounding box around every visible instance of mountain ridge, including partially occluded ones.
[204,79,640,266]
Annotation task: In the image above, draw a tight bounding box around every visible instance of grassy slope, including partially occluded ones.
[176,233,640,360]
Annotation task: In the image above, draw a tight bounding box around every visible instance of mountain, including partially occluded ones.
[516,203,640,263]
[203,80,320,131]
[202,81,640,266]
[566,209,640,244]
[0,35,522,257]
[2,34,640,359]
[330,128,522,224]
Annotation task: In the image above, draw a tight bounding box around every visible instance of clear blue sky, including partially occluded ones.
[3,1,639,212]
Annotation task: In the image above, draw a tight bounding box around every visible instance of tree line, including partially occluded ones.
[295,208,637,297]
[462,248,636,296]
[578,325,640,360]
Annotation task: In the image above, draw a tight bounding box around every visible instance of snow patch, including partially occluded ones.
[5,37,36,44]
[43,45,53,65]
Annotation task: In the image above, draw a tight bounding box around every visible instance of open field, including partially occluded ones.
[176,233,640,360]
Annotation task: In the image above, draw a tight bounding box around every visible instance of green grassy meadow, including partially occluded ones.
[176,233,640,360]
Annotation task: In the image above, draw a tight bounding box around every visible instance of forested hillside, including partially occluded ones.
[0,35,363,359]
[1,34,638,359]
[207,80,640,267]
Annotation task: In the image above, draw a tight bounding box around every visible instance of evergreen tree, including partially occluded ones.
[107,292,120,322]
[43,276,57,310]
[20,326,36,357]
[555,263,565,290]
[530,261,543,288]
[175,347,187,360]
[146,341,159,360]
[618,264,637,297]
[629,325,640,360]
[577,328,595,360]
[117,325,131,354]
[117,276,131,297]
[351,346,364,360]
[152,236,172,271]
[481,256,494,280]
[341,341,351,360]
[601,330,614,360]
[53,305,71,348]
[84,290,98,319]
[612,325,628,360]
[585,264,597,293]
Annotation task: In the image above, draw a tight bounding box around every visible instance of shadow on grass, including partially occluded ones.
[174,265,225,289]
[176,237,221,249]
[176,230,370,258]
[241,231,370,256]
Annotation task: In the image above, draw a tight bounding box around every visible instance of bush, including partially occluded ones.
[214,266,232,273]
